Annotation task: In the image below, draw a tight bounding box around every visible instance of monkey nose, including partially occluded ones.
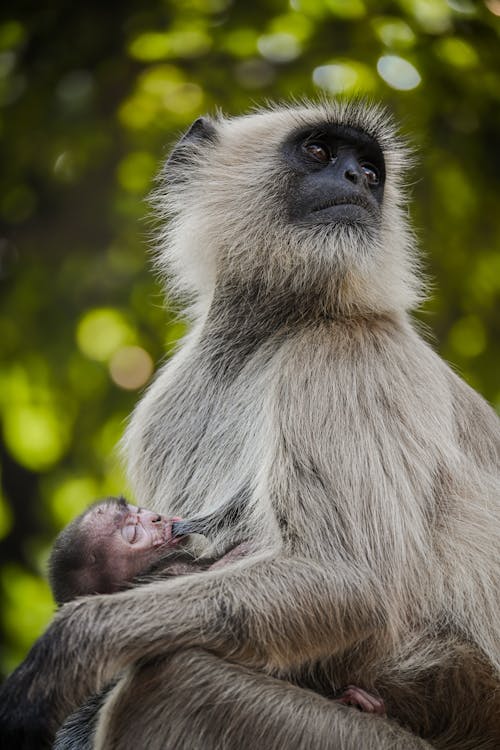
[139,508,163,524]
[344,167,360,184]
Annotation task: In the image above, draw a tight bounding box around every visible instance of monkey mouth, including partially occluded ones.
[158,517,183,547]
[311,195,373,213]
[306,196,377,225]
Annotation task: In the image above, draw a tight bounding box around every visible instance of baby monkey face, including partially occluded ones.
[85,499,182,586]
[117,503,177,549]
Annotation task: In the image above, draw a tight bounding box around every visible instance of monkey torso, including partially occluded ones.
[126,309,494,580]
[123,307,500,736]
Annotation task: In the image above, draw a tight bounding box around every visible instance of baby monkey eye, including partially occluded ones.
[124,524,138,543]
[302,141,330,163]
[361,163,380,185]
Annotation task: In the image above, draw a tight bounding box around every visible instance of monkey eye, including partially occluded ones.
[361,163,380,186]
[302,141,330,163]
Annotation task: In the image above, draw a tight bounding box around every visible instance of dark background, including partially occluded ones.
[1,0,499,676]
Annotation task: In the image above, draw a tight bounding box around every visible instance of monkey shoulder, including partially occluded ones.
[442,362,500,470]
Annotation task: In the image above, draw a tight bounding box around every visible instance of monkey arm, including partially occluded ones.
[0,555,387,747]
[448,369,500,470]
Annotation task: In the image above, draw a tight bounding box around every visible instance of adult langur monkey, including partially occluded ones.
[0,100,499,750]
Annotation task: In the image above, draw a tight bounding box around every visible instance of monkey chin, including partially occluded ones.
[292,214,381,277]
[295,201,380,245]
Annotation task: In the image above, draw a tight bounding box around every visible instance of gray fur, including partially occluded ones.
[50,100,500,748]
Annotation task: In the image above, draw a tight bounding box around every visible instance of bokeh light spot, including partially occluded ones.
[3,404,70,471]
[109,346,154,390]
[53,151,78,182]
[325,0,366,18]
[129,30,211,61]
[372,17,416,49]
[117,151,156,194]
[0,21,25,51]
[191,0,232,11]
[50,476,100,527]
[269,13,313,42]
[119,95,157,130]
[222,28,258,58]
[485,0,500,16]
[289,0,327,14]
[76,308,136,362]
[165,29,212,58]
[434,37,478,68]
[118,66,204,130]
[129,32,171,61]
[313,60,376,94]
[377,55,421,90]
[400,0,451,33]
[446,0,476,14]
[56,70,94,110]
[448,316,487,358]
[92,414,129,460]
[257,33,302,63]
[433,161,474,218]
[163,82,203,114]
[1,565,54,668]
[313,64,357,93]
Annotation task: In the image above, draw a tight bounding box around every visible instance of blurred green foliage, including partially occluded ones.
[0,0,499,676]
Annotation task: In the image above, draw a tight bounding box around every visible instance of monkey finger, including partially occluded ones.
[336,686,386,715]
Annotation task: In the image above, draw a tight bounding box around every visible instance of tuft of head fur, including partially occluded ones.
[48,497,126,605]
[151,98,423,319]
[48,510,94,605]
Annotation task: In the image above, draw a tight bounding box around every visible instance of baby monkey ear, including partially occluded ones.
[165,116,218,180]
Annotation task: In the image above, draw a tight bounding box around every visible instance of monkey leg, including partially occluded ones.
[91,649,432,750]
[376,635,500,750]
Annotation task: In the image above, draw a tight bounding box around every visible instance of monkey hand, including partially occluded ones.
[336,685,386,715]
[0,648,55,750]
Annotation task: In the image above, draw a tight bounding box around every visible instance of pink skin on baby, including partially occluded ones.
[82,501,182,588]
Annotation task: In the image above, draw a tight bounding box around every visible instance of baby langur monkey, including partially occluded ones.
[48,496,385,716]
[47,496,251,605]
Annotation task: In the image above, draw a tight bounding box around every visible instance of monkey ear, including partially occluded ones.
[180,117,217,145]
[165,116,218,179]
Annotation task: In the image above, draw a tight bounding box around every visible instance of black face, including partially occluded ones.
[282,123,385,227]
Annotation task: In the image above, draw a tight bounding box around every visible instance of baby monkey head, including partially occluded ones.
[48,498,179,604]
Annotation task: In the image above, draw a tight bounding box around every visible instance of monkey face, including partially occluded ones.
[282,123,385,229]
[156,101,420,314]
[82,499,182,591]
[115,503,174,549]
